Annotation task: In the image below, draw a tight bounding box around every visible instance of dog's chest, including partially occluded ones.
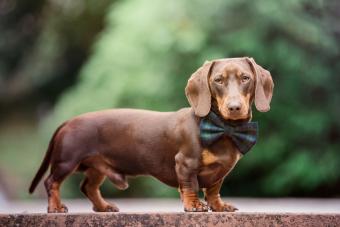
[198,139,241,187]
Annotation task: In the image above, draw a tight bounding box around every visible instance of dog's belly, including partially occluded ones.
[198,148,241,188]
[100,143,180,187]
[150,167,179,188]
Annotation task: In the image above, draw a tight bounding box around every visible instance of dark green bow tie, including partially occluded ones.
[200,111,258,155]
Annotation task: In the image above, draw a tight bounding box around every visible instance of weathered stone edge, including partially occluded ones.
[1,212,340,227]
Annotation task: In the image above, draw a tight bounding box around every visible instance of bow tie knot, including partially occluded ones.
[200,111,258,155]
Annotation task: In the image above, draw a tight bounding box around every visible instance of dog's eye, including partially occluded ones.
[241,75,250,83]
[214,77,223,84]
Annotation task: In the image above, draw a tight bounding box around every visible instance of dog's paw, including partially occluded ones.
[184,200,209,212]
[209,202,238,212]
[93,204,119,212]
[47,204,68,213]
[60,204,69,213]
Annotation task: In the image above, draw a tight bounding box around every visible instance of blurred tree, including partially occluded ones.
[0,0,113,198]
[0,0,112,112]
[1,0,338,198]
[45,0,340,197]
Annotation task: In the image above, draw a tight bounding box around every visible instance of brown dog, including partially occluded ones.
[29,57,273,213]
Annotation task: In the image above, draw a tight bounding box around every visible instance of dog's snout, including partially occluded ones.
[227,102,241,113]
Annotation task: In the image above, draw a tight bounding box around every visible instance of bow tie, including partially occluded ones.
[200,111,258,155]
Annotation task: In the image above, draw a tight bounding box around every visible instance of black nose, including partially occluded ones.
[228,102,241,113]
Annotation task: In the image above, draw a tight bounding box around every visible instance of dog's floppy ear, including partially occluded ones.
[246,57,274,112]
[185,61,214,117]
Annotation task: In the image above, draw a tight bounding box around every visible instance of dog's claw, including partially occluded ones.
[47,204,68,213]
[61,204,68,213]
[208,201,238,212]
[223,204,238,212]
[93,204,119,212]
[184,200,209,212]
[105,205,119,212]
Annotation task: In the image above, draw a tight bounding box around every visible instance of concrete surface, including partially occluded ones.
[1,198,340,213]
[1,198,340,226]
[1,212,340,227]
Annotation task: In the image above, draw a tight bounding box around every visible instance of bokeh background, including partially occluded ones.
[0,0,339,200]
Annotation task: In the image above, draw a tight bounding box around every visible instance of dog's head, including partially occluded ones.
[185,57,274,120]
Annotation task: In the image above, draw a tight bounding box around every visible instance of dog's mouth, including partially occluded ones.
[218,108,250,121]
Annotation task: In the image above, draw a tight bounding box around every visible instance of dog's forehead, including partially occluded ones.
[212,58,252,75]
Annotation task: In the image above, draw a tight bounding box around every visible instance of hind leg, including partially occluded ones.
[44,163,77,213]
[80,168,119,212]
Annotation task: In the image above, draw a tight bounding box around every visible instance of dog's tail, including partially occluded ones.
[29,122,66,194]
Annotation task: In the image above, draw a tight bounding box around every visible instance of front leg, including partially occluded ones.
[175,152,208,212]
[203,179,238,212]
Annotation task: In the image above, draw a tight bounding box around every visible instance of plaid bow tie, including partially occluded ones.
[200,111,258,155]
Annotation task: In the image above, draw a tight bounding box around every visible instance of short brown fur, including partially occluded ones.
[29,57,273,213]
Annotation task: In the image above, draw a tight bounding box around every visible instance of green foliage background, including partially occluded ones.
[1,0,339,198]
[46,0,340,197]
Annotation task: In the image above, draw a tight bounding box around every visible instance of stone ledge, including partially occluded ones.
[1,212,340,227]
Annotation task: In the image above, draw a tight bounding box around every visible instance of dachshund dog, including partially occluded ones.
[29,57,274,213]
